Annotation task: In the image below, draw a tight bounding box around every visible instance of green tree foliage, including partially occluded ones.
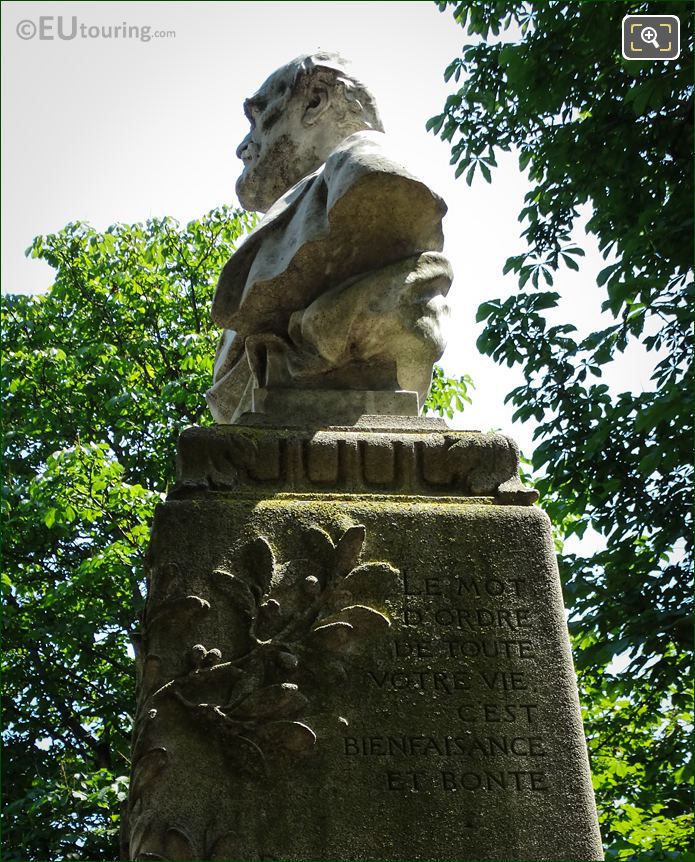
[426,365,475,419]
[2,208,253,859]
[2,207,470,859]
[431,1,693,857]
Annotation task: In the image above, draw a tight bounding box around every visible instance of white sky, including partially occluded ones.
[1,0,656,458]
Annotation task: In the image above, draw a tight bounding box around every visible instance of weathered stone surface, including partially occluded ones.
[206,53,452,424]
[172,423,538,503]
[249,388,420,425]
[128,425,602,861]
[128,492,602,861]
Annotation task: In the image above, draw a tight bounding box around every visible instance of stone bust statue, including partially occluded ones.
[206,52,452,425]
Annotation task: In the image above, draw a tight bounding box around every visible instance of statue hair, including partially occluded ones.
[286,51,385,133]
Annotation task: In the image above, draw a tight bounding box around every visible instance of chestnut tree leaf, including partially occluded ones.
[240,536,275,598]
[343,562,400,599]
[228,682,308,721]
[333,525,366,578]
[322,604,391,636]
[254,720,317,754]
[308,621,354,653]
[211,569,257,618]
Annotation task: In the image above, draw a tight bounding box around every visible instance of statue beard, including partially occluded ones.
[235,135,318,214]
[235,164,267,213]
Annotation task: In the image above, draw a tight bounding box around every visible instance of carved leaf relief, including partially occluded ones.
[131,523,400,860]
[136,525,398,806]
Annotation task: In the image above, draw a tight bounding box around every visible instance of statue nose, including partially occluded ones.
[236,133,253,161]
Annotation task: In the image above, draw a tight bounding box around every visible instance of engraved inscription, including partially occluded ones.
[341,565,551,796]
[344,735,546,757]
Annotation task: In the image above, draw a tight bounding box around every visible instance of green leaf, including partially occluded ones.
[2,204,254,860]
[534,292,560,310]
[434,4,692,855]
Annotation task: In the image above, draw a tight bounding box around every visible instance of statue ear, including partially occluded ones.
[302,84,331,127]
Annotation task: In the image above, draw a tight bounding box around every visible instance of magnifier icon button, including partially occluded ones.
[641,26,659,47]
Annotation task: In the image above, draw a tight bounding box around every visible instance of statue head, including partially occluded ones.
[235,51,384,213]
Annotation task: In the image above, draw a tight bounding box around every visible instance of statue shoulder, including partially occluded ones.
[323,130,446,216]
[323,131,424,186]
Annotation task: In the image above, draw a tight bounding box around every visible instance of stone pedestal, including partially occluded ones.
[127,420,602,861]
[250,388,420,424]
